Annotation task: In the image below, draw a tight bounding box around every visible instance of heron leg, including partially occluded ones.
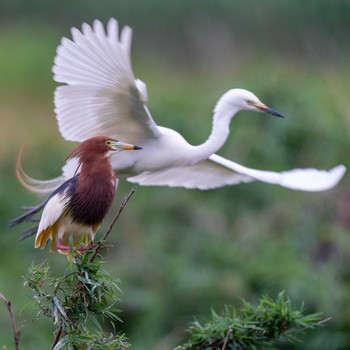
[56,240,110,252]
[77,242,95,251]
[57,240,73,251]
[56,241,95,252]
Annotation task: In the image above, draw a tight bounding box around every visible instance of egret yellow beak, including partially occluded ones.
[111,141,142,151]
[249,101,284,118]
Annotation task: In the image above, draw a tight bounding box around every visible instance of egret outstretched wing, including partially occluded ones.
[209,154,346,192]
[127,159,254,190]
[54,18,160,143]
[128,154,346,192]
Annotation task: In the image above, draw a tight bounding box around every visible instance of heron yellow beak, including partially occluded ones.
[249,101,284,118]
[111,141,142,151]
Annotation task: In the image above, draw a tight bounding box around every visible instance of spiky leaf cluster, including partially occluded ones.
[24,252,129,350]
[175,292,326,350]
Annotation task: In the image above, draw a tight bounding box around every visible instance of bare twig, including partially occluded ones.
[0,292,23,350]
[221,327,232,350]
[50,326,63,350]
[90,186,137,262]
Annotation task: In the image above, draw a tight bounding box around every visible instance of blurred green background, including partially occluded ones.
[1,1,350,349]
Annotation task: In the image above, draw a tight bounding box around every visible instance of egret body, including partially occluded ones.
[18,18,345,193]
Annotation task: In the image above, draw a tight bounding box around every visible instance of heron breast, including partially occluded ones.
[67,174,116,226]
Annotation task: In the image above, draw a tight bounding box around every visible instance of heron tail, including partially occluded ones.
[16,149,66,194]
[8,195,48,240]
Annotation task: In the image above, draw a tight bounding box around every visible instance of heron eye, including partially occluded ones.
[105,140,112,146]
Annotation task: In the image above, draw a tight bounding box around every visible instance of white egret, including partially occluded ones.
[18,18,345,193]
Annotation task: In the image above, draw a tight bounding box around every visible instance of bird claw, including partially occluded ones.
[57,242,72,251]
[74,242,113,252]
[97,243,113,250]
[56,241,112,254]
[57,241,95,252]
[77,243,95,252]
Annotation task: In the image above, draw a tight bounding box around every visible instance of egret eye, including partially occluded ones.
[105,140,112,147]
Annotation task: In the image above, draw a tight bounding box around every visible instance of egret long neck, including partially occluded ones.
[189,101,239,163]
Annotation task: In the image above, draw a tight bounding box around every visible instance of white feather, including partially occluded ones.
[36,191,69,236]
[208,155,347,192]
[35,186,96,251]
[127,155,346,192]
[128,160,253,190]
[53,18,160,143]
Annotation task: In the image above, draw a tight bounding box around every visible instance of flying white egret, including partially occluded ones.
[18,18,345,193]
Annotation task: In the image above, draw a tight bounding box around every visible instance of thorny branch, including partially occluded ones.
[50,326,63,350]
[90,186,137,262]
[0,292,23,350]
[221,327,233,350]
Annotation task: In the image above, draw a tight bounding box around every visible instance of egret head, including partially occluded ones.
[223,89,284,118]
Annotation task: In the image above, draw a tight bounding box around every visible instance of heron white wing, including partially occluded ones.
[36,191,69,235]
[53,18,160,143]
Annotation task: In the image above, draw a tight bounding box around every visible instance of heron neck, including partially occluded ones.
[78,154,114,181]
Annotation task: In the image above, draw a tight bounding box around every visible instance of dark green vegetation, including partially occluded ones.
[176,292,325,349]
[25,257,129,349]
[23,248,326,349]
[1,1,350,349]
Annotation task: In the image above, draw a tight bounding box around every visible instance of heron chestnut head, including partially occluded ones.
[66,136,142,175]
[67,135,142,159]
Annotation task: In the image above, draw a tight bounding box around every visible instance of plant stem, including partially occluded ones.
[50,326,63,350]
[0,292,22,350]
[90,186,137,262]
[221,327,232,350]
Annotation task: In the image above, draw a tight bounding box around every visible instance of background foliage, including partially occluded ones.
[1,1,349,349]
